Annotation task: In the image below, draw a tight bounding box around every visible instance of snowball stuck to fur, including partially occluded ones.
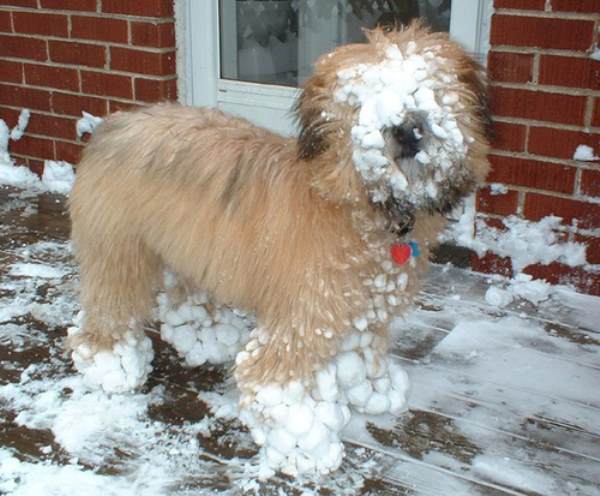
[336,42,468,204]
[68,315,154,394]
[156,288,251,367]
[238,327,411,477]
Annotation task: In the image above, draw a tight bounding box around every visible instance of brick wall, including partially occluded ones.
[0,0,177,172]
[474,0,599,295]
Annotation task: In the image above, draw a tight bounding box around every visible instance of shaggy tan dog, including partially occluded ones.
[68,23,489,476]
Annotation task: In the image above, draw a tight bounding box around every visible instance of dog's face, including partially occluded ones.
[296,23,491,234]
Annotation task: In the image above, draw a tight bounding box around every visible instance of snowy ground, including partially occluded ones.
[0,186,599,495]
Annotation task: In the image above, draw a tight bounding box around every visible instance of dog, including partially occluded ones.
[68,22,490,477]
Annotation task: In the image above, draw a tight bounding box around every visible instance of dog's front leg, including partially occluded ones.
[233,316,352,478]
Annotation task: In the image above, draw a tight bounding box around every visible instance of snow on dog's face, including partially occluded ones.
[296,23,490,233]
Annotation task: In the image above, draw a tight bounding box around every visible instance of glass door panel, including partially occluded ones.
[219,0,452,88]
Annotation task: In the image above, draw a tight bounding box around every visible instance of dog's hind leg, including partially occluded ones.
[156,271,251,367]
[67,234,159,393]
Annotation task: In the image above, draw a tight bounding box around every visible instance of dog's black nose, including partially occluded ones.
[392,124,422,159]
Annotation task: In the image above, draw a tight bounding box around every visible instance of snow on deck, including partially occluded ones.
[0,186,599,495]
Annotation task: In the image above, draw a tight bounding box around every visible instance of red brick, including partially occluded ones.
[26,159,44,176]
[539,55,600,90]
[55,140,83,163]
[491,87,586,126]
[0,10,11,32]
[110,48,175,76]
[52,92,108,117]
[523,263,600,296]
[471,252,513,278]
[81,71,132,98]
[101,0,174,18]
[523,192,600,229]
[71,16,128,43]
[13,11,68,37]
[134,77,177,102]
[49,40,105,68]
[488,155,576,194]
[490,15,594,51]
[0,34,47,61]
[27,112,77,140]
[494,0,545,7]
[0,106,19,126]
[0,0,37,6]
[476,186,519,216]
[40,0,96,10]
[24,63,79,91]
[575,235,600,264]
[552,0,599,12]
[581,169,600,197]
[0,84,51,110]
[528,127,599,160]
[592,99,600,128]
[131,21,175,48]
[0,60,22,83]
[479,215,508,231]
[488,52,533,84]
[491,121,526,152]
[9,135,55,160]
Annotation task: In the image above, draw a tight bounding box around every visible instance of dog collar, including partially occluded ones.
[390,240,420,266]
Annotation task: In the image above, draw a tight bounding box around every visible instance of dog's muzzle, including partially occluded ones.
[391,123,423,160]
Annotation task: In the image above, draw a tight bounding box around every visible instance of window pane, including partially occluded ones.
[219,0,452,87]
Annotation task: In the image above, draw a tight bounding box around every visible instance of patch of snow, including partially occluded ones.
[1,114,75,195]
[484,286,513,308]
[41,161,75,195]
[9,262,66,279]
[572,144,598,162]
[443,214,586,273]
[590,47,600,61]
[0,448,162,496]
[489,183,508,195]
[76,111,103,138]
[473,455,558,494]
[485,273,552,308]
[9,109,30,141]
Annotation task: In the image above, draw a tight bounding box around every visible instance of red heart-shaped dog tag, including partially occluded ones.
[390,243,411,265]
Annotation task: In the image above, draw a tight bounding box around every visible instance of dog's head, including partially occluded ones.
[296,22,491,234]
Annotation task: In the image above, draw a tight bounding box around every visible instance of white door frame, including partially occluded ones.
[176,0,492,131]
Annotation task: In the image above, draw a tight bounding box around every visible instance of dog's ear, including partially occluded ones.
[458,55,493,143]
[295,74,332,161]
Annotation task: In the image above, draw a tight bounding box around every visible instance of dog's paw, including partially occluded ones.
[239,375,351,479]
[157,293,251,367]
[68,317,154,394]
[337,331,410,415]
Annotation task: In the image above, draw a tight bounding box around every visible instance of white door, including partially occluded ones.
[181,0,490,136]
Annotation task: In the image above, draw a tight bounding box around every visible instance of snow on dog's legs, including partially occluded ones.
[156,273,251,367]
[234,327,351,479]
[68,313,154,394]
[337,324,410,416]
[67,232,158,394]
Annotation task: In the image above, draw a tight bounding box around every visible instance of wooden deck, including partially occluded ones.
[1,187,599,495]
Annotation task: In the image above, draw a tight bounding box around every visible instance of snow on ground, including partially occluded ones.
[0,113,75,194]
[1,185,599,494]
[442,208,588,273]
